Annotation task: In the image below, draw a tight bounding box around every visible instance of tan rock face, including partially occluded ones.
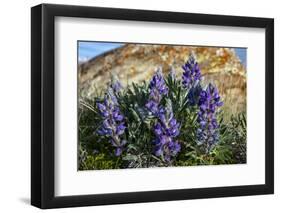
[78,44,246,114]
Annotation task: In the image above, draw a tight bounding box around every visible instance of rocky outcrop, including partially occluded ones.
[78,44,246,114]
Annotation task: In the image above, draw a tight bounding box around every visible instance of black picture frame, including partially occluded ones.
[31,3,274,209]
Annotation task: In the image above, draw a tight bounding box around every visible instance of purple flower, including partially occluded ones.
[187,84,202,106]
[182,55,202,89]
[145,99,159,115]
[182,55,203,106]
[97,88,126,156]
[153,100,181,162]
[146,68,168,115]
[112,140,127,156]
[110,74,123,93]
[149,68,169,95]
[197,84,223,153]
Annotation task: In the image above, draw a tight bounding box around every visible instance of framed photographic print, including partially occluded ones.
[31,3,274,209]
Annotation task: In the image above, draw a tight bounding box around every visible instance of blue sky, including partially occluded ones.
[78,41,246,66]
[234,48,247,67]
[78,41,123,62]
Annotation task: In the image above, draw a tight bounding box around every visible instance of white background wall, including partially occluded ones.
[0,0,279,212]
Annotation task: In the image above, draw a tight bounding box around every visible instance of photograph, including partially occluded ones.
[29,3,274,209]
[78,42,247,170]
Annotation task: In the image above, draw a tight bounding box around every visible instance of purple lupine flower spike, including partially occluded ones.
[182,54,202,89]
[182,54,203,106]
[97,88,126,156]
[110,74,123,93]
[146,68,168,115]
[153,99,181,162]
[149,67,168,95]
[197,83,223,153]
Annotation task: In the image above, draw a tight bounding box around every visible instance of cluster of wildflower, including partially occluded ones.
[197,83,223,153]
[153,100,181,162]
[182,55,223,152]
[145,68,168,115]
[182,55,202,89]
[97,87,126,156]
[182,55,203,106]
[95,55,223,159]
[145,69,180,162]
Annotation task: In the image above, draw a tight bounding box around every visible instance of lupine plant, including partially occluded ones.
[78,55,247,170]
[145,68,168,115]
[197,84,223,153]
[96,88,126,156]
[153,100,181,162]
[182,54,203,106]
[182,55,201,89]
